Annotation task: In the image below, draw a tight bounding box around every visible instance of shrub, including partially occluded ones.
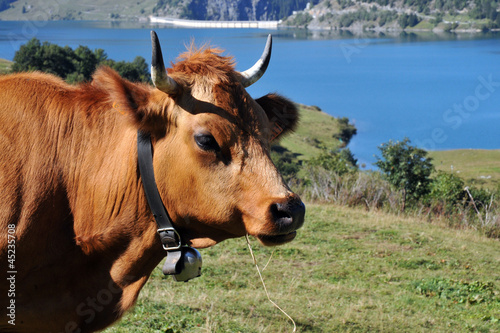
[307,146,357,176]
[333,117,357,147]
[287,13,313,27]
[398,13,421,28]
[427,171,465,212]
[271,145,302,183]
[375,138,434,212]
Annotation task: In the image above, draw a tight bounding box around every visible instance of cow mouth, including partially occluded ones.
[256,231,297,246]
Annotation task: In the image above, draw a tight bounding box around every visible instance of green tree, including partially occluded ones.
[375,137,433,212]
[13,38,75,78]
[93,48,108,64]
[398,13,421,28]
[73,45,99,81]
[308,146,357,176]
[102,56,150,83]
[12,38,42,72]
[334,117,357,147]
[12,38,150,83]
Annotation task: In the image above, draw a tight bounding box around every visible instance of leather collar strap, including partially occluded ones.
[137,130,182,251]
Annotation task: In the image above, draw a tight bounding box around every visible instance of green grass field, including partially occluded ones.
[429,149,500,189]
[104,204,500,332]
[0,58,12,74]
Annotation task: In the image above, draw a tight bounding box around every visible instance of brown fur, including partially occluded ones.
[170,44,236,83]
[0,45,302,333]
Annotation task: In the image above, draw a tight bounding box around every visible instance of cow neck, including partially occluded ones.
[137,130,182,251]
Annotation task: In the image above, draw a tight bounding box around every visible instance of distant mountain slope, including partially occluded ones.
[0,0,159,21]
[285,0,500,31]
[183,0,317,21]
[1,0,498,32]
[0,0,317,21]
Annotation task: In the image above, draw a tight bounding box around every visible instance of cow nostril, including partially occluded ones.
[271,203,293,222]
[270,199,305,233]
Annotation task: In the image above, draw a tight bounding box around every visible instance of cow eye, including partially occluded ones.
[194,133,220,152]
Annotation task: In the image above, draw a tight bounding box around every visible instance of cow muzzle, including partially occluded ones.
[257,195,305,246]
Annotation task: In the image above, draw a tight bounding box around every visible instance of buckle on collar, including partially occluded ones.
[157,227,182,251]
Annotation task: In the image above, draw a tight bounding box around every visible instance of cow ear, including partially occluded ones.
[255,93,299,142]
[92,67,164,134]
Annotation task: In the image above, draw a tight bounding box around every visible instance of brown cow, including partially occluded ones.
[0,31,305,333]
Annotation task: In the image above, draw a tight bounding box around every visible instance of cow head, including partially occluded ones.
[98,31,305,248]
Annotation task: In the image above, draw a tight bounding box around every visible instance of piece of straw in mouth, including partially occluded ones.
[245,234,297,332]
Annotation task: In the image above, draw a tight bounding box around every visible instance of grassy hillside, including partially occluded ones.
[0,0,313,21]
[429,149,500,189]
[289,0,500,31]
[279,104,342,161]
[104,204,500,332]
[0,58,12,74]
[0,0,158,21]
[284,107,500,188]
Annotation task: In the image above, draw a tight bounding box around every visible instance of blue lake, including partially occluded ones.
[1,20,499,167]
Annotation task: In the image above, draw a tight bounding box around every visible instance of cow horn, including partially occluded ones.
[150,31,179,95]
[239,34,272,88]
